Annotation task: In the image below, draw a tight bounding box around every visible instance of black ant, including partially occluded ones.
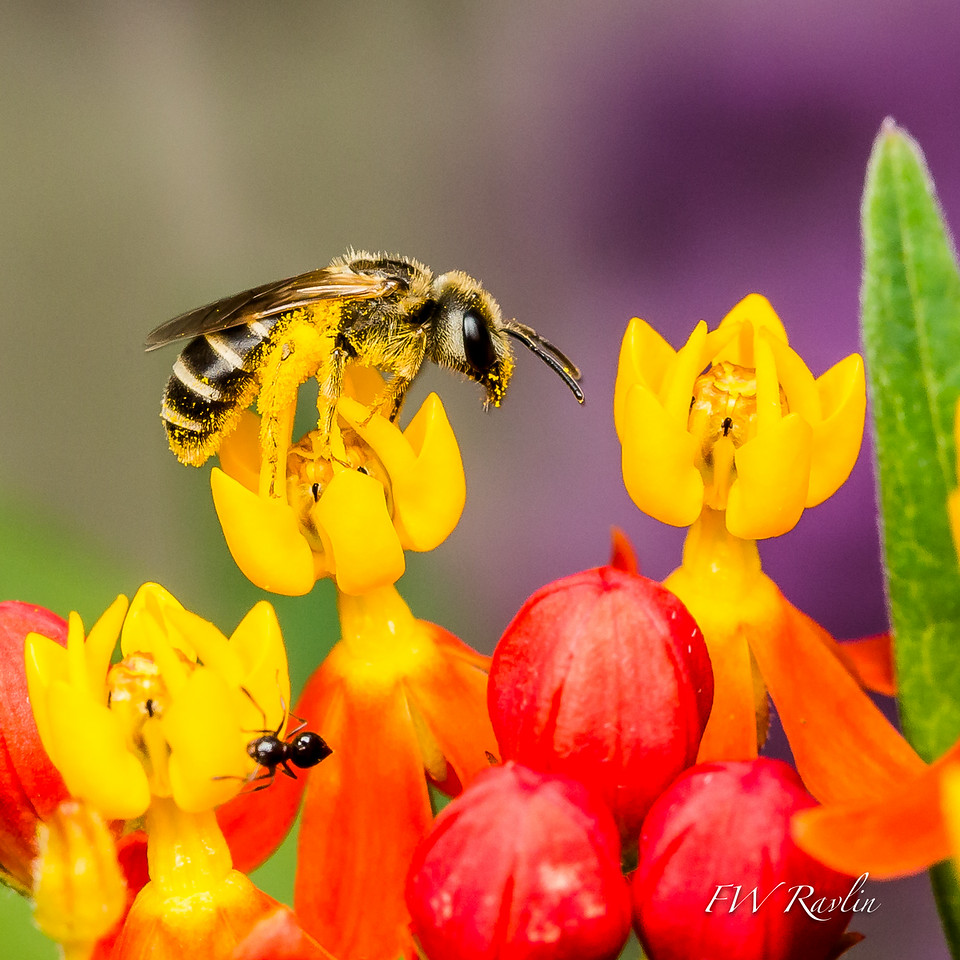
[215,687,332,792]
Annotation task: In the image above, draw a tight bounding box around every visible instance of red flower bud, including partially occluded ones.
[0,602,70,891]
[406,761,632,960]
[633,758,860,960]
[488,562,713,840]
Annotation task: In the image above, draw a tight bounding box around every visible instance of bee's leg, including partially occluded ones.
[315,343,349,463]
[361,329,427,425]
[257,341,301,499]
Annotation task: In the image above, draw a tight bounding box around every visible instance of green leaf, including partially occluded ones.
[862,119,960,761]
[861,119,960,956]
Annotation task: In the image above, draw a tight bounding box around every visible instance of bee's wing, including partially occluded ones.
[144,265,400,351]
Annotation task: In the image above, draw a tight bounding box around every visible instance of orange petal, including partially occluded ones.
[113,870,279,960]
[406,622,499,787]
[218,759,306,874]
[231,905,337,960]
[663,567,758,762]
[836,632,896,697]
[747,591,926,804]
[792,744,960,878]
[295,651,425,960]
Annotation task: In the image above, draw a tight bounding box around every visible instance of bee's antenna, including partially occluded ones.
[504,323,584,403]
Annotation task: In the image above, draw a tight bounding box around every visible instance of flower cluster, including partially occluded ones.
[12,147,960,960]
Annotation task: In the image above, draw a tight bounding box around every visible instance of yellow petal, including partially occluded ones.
[218,410,264,493]
[84,595,129,702]
[122,584,193,697]
[46,680,150,820]
[614,318,676,439]
[313,470,405,595]
[394,394,465,550]
[662,320,709,424]
[763,331,821,423]
[726,413,813,539]
[620,382,704,526]
[342,363,387,407]
[338,392,464,551]
[163,668,251,813]
[231,602,290,736]
[24,631,68,766]
[714,293,788,365]
[806,354,866,507]
[164,605,243,690]
[211,466,317,596]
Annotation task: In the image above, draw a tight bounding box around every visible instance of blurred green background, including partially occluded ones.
[3,1,960,956]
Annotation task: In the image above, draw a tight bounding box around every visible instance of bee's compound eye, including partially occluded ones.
[462,311,496,373]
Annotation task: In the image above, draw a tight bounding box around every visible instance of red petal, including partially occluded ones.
[294,650,428,960]
[609,528,640,574]
[232,905,336,960]
[407,622,498,789]
[792,745,960,878]
[837,632,896,697]
[747,594,925,803]
[695,624,758,762]
[0,602,70,888]
[218,754,306,873]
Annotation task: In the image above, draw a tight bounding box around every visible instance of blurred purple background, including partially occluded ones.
[2,1,959,956]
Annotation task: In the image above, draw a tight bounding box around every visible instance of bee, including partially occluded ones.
[146,251,584,467]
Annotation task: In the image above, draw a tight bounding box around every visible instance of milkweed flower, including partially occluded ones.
[211,365,465,596]
[294,583,498,960]
[633,759,862,960]
[406,761,632,960]
[24,583,323,960]
[614,293,865,539]
[614,297,920,805]
[0,601,70,893]
[488,535,713,842]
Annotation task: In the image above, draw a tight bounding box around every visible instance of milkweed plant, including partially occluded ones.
[3,119,960,960]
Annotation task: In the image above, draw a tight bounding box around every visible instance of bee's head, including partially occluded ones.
[428,272,515,407]
[428,272,584,408]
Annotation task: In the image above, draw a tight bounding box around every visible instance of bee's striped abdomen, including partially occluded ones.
[162,321,276,466]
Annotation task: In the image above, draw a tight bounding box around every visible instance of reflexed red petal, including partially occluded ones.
[836,633,896,697]
[792,743,960,879]
[407,622,498,789]
[694,624,758,762]
[746,597,925,803]
[232,905,336,960]
[0,602,70,889]
[295,650,428,960]
[218,755,306,873]
[609,527,639,574]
